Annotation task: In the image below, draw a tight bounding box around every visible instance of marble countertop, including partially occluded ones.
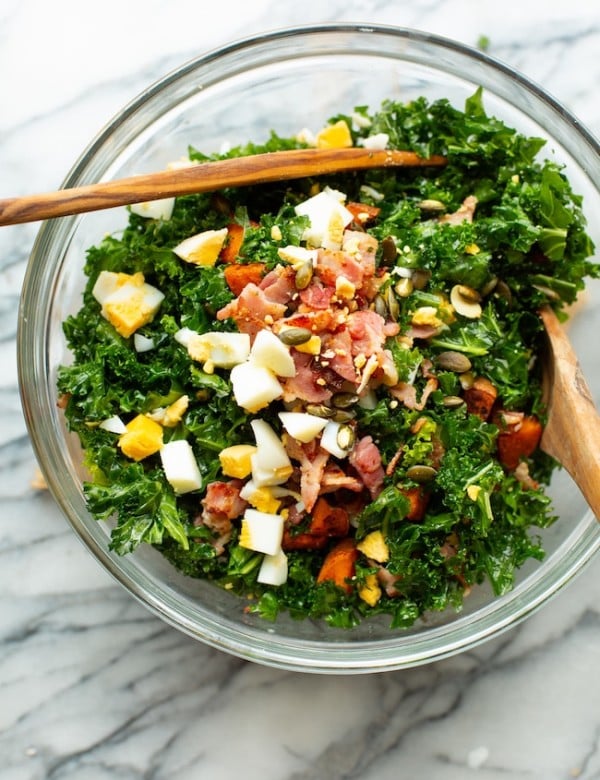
[2,1,600,778]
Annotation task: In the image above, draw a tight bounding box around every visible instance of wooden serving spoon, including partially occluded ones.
[0,147,446,226]
[540,305,600,519]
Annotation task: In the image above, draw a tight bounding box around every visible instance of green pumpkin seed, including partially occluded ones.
[385,286,400,321]
[373,294,388,319]
[442,395,465,409]
[336,424,355,450]
[411,269,431,290]
[394,277,414,298]
[436,351,472,373]
[406,464,437,483]
[294,261,313,290]
[331,392,359,409]
[381,235,398,264]
[331,408,356,423]
[278,327,313,346]
[417,198,446,212]
[305,403,335,419]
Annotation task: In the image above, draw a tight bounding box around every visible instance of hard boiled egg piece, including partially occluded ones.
[173,228,228,267]
[320,420,352,459]
[250,419,293,486]
[230,362,283,413]
[187,331,250,370]
[130,197,175,221]
[257,548,289,586]
[92,271,164,339]
[159,439,202,494]
[294,188,353,250]
[278,411,328,443]
[249,329,295,378]
[239,508,284,556]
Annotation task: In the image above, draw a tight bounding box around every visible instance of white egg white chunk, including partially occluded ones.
[239,508,284,556]
[98,415,127,434]
[249,329,296,377]
[133,333,155,353]
[230,362,283,413]
[294,187,353,249]
[257,548,289,586]
[187,331,251,369]
[159,439,202,494]
[278,411,328,443]
[130,197,175,221]
[250,419,293,486]
[320,420,351,459]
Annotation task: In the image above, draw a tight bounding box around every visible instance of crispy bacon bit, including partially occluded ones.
[259,265,297,305]
[197,479,247,554]
[281,352,332,404]
[376,566,402,597]
[320,330,357,383]
[316,249,365,289]
[349,435,385,499]
[320,462,364,494]
[283,437,330,512]
[439,194,478,225]
[298,280,335,310]
[216,283,286,336]
[347,310,389,357]
[389,376,438,411]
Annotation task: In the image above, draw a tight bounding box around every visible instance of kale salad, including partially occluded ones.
[57,88,598,629]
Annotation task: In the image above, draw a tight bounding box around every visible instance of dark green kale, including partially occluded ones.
[57,87,597,630]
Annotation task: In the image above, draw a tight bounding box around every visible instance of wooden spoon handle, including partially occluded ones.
[0,148,446,226]
[540,306,600,519]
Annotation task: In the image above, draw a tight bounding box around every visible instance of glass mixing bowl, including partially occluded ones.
[18,24,600,673]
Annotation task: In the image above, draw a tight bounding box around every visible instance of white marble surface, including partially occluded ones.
[2,1,600,778]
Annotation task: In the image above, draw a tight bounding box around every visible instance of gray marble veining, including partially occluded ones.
[2,1,600,778]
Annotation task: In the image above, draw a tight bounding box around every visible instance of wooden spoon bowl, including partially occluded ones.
[539,305,600,519]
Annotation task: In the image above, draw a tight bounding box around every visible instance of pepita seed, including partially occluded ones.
[385,286,400,321]
[411,269,431,290]
[436,351,472,373]
[294,261,313,290]
[305,403,335,419]
[480,276,499,297]
[459,371,475,390]
[494,279,513,306]
[331,409,356,423]
[417,198,446,212]
[532,283,561,301]
[381,235,398,264]
[406,464,437,483]
[394,277,414,298]
[331,392,359,409]
[450,284,482,319]
[442,395,465,408]
[278,326,313,346]
[336,424,355,450]
[373,294,389,319]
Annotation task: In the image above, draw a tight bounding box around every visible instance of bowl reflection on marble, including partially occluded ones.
[18,24,600,673]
